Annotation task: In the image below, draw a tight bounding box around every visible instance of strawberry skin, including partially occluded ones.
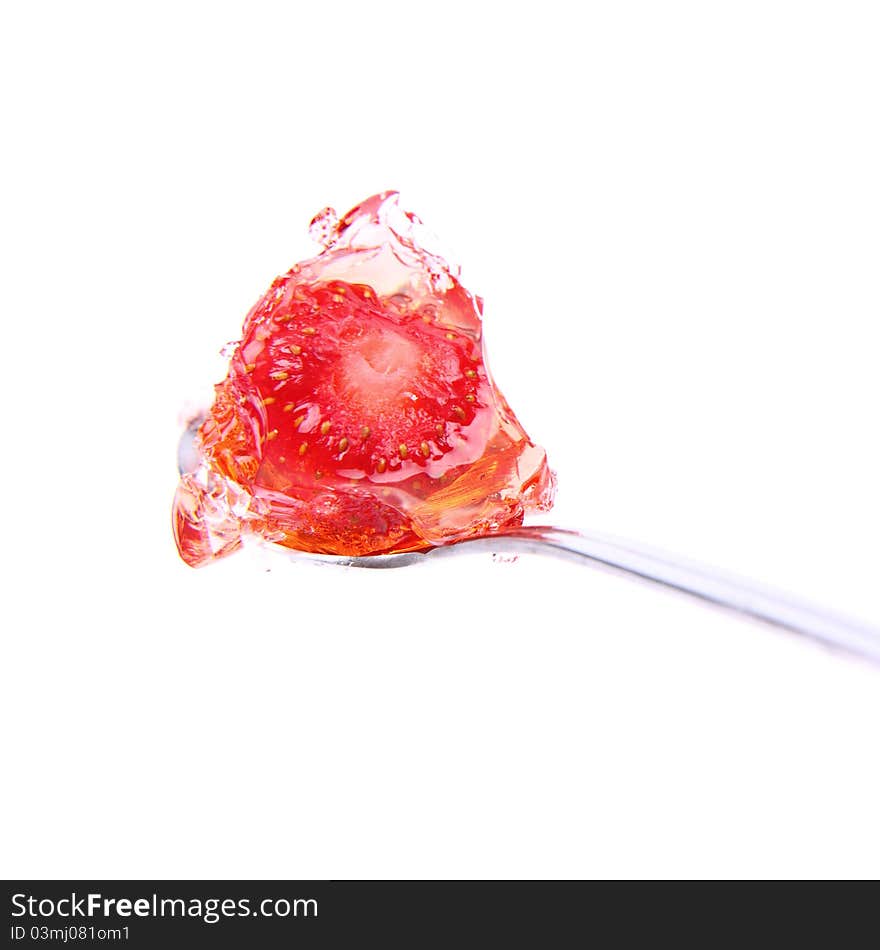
[173,192,555,566]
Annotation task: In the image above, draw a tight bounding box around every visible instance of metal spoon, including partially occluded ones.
[179,424,880,663]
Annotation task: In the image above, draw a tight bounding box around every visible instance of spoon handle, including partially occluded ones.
[333,526,880,663]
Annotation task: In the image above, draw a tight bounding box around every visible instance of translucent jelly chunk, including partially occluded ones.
[173,191,555,567]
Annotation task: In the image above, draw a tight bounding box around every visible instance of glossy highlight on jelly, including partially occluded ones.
[173,192,555,566]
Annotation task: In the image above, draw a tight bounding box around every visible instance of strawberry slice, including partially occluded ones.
[173,192,555,566]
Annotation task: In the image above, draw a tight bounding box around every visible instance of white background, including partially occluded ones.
[2,1,878,878]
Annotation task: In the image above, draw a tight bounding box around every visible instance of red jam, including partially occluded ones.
[173,192,555,567]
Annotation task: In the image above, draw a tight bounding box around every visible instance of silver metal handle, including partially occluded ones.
[321,525,880,664]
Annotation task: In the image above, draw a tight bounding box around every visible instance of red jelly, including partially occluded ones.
[173,192,555,567]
